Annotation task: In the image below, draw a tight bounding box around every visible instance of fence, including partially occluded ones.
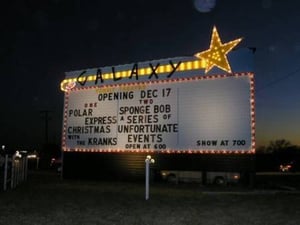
[1,153,28,191]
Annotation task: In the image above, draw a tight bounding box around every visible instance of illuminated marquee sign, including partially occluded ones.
[61,27,255,154]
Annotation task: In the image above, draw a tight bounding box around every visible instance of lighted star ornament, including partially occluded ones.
[195,26,242,73]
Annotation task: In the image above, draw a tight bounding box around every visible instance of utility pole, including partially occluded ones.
[40,110,52,144]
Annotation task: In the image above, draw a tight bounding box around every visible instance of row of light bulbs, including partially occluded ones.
[60,59,207,91]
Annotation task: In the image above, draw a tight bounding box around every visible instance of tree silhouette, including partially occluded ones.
[267,139,292,153]
[256,140,300,171]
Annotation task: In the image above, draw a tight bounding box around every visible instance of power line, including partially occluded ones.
[256,66,300,93]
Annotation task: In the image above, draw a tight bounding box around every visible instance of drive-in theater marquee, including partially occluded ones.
[60,26,256,154]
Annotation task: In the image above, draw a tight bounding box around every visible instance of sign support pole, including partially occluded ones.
[145,155,155,200]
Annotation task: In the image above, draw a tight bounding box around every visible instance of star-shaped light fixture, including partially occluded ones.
[195,26,242,73]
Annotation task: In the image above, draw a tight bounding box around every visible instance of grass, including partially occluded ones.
[1,171,300,225]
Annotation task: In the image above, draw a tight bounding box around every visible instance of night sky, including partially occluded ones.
[1,0,300,150]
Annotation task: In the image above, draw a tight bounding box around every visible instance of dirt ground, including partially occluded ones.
[1,171,300,225]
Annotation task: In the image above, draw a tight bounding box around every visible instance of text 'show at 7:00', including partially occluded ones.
[196,140,246,146]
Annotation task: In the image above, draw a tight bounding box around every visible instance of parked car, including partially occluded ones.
[160,170,240,185]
